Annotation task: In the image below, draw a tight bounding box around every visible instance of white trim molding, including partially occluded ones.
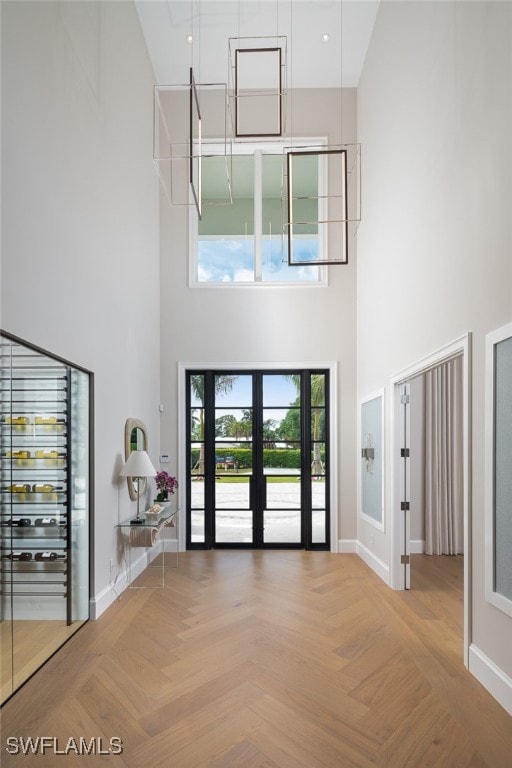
[178,361,339,553]
[90,550,151,618]
[90,583,122,620]
[469,644,512,717]
[90,544,177,619]
[358,388,386,533]
[356,541,390,585]
[484,321,512,618]
[338,539,357,553]
[389,333,472,668]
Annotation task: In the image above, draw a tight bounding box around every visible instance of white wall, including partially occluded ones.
[357,0,512,681]
[1,1,161,609]
[159,88,358,545]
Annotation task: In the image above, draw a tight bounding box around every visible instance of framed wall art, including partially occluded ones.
[360,390,384,530]
[485,321,512,616]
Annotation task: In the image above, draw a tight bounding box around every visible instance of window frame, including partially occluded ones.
[189,138,329,288]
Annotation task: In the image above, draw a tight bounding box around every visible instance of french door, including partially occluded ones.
[186,369,330,549]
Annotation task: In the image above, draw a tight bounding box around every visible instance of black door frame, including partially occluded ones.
[185,368,330,551]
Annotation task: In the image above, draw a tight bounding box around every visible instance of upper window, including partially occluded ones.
[190,141,327,286]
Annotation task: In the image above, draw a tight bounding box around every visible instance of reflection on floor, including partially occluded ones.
[1,619,86,704]
[410,553,464,632]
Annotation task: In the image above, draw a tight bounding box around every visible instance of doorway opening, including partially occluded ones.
[184,369,331,550]
[409,366,464,592]
[391,334,471,665]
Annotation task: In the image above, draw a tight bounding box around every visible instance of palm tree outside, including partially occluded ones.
[190,374,238,474]
[285,373,325,475]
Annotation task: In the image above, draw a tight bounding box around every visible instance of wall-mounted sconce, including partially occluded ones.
[362,434,375,473]
[360,393,384,528]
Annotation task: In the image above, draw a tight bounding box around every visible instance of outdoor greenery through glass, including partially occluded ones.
[187,371,329,548]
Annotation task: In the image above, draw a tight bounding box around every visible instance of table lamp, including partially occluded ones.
[120,450,156,524]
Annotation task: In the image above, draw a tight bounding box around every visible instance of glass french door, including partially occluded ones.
[186,370,329,550]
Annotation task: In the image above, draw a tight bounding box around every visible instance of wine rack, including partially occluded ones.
[0,332,91,704]
[0,344,72,620]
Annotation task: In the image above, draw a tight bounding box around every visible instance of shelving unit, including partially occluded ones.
[1,361,72,621]
[0,333,91,704]
[117,502,179,588]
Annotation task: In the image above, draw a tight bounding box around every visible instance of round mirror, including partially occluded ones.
[124,418,149,501]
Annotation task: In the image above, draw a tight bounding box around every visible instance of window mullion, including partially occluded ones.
[254,150,262,282]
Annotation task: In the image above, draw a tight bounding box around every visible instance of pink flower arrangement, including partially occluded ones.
[155,470,178,502]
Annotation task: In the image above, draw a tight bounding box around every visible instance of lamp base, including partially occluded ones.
[130,518,144,525]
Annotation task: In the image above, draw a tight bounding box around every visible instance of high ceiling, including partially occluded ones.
[136,1,380,89]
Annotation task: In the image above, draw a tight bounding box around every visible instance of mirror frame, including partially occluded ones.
[124,418,149,501]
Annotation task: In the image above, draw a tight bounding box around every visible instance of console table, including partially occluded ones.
[117,504,178,588]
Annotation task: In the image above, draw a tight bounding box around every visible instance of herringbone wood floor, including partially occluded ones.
[2,551,512,766]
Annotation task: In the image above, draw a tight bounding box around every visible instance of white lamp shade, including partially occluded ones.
[120,450,157,478]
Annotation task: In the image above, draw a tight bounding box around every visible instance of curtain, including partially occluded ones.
[424,357,464,555]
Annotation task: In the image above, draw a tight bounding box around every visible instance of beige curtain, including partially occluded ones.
[424,357,464,555]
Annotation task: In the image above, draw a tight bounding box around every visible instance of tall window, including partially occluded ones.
[190,141,327,285]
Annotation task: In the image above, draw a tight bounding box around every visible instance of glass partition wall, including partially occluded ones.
[0,333,92,704]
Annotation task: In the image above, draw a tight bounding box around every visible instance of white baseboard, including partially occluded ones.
[410,539,425,554]
[90,542,179,619]
[90,556,135,619]
[90,581,123,620]
[468,644,512,716]
[332,540,390,584]
[356,541,390,586]
[337,539,357,553]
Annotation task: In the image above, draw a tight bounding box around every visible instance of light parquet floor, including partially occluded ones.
[2,551,512,766]
[1,620,86,704]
